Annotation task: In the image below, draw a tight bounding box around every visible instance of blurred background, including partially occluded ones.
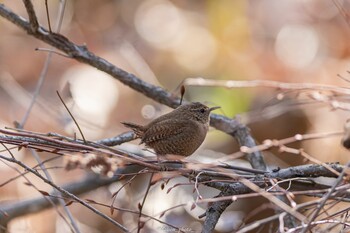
[1,0,350,232]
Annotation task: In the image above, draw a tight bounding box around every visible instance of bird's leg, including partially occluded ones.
[157,154,168,171]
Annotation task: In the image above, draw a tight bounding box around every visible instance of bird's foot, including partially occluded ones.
[156,155,169,171]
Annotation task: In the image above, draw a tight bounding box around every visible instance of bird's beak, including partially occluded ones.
[209,106,221,112]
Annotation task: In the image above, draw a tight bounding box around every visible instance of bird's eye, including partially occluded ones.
[200,108,205,113]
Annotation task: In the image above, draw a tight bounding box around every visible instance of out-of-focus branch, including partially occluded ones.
[184,78,350,95]
[0,173,119,224]
[96,132,135,146]
[22,0,38,32]
[0,154,130,232]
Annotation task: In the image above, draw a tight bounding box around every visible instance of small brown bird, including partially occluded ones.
[122,102,220,158]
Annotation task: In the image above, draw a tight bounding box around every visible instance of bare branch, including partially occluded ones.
[184,78,350,95]
[0,155,128,232]
[95,132,135,146]
[22,0,38,32]
[301,161,350,233]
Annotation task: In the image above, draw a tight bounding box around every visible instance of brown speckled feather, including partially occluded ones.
[121,122,145,138]
[121,102,219,157]
[142,119,207,156]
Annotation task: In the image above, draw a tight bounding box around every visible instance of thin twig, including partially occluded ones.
[30,149,81,233]
[137,173,154,233]
[56,91,87,143]
[287,219,350,233]
[44,0,51,32]
[301,161,350,233]
[195,171,204,200]
[0,149,75,232]
[0,154,129,232]
[184,78,350,95]
[35,47,70,57]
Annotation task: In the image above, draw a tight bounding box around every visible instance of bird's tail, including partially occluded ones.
[121,122,145,138]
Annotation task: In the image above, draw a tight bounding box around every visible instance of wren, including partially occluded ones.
[122,102,220,158]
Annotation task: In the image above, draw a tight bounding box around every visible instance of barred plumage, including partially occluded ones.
[122,102,220,157]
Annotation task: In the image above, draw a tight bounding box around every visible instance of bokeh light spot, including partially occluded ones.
[134,0,183,49]
[275,24,319,69]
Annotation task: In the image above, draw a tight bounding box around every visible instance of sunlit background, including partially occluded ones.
[1,0,350,232]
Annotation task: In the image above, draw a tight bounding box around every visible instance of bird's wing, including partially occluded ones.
[141,119,188,144]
